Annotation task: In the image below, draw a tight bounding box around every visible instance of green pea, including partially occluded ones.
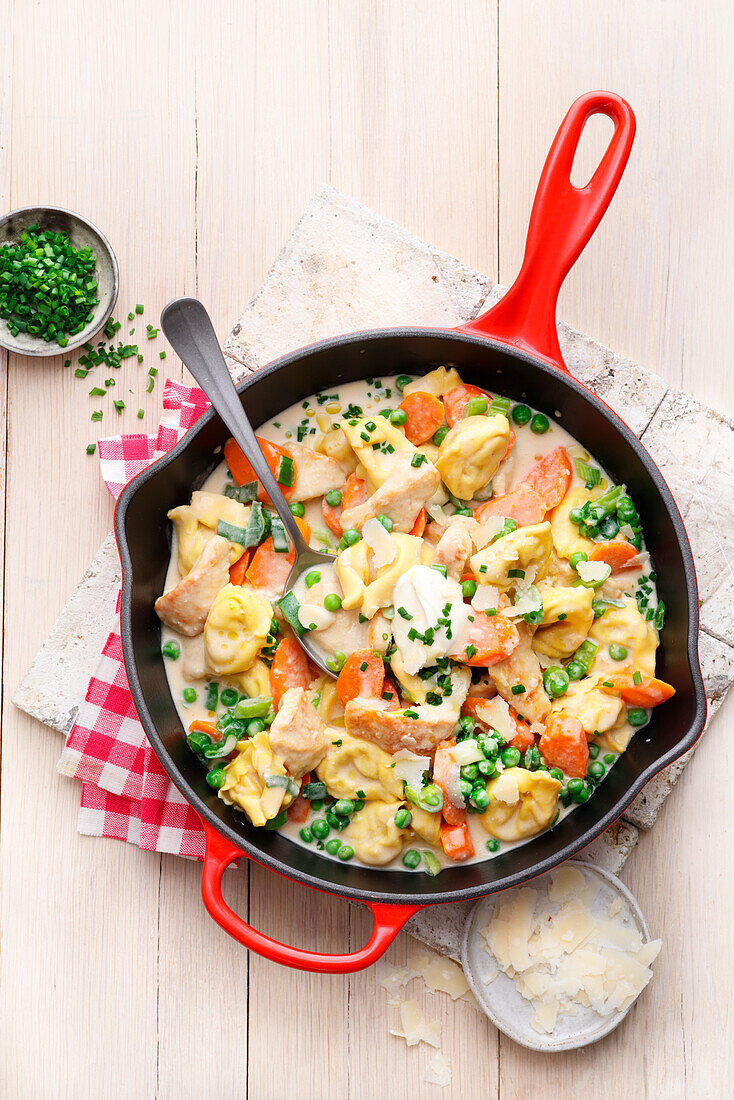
[460,763,479,782]
[530,412,550,434]
[325,489,343,507]
[206,767,226,789]
[305,569,321,588]
[588,761,605,780]
[333,799,355,816]
[476,759,495,778]
[161,640,180,660]
[478,736,498,760]
[559,786,571,806]
[511,403,532,426]
[324,593,343,612]
[289,501,305,518]
[569,551,588,571]
[432,424,449,445]
[544,668,570,698]
[464,395,488,416]
[628,707,649,727]
[616,496,637,524]
[353,799,365,812]
[325,811,342,829]
[454,507,473,517]
[603,753,616,765]
[571,783,591,804]
[459,779,473,799]
[459,715,476,737]
[501,746,521,767]
[394,807,413,829]
[568,507,583,524]
[342,528,361,546]
[337,844,354,861]
[325,838,341,855]
[377,514,393,531]
[333,650,347,670]
[220,687,238,708]
[470,787,490,811]
[549,768,564,782]
[600,515,620,540]
[461,579,477,600]
[310,799,323,812]
[566,777,584,794]
[402,848,421,869]
[311,818,329,840]
[182,687,197,704]
[588,742,600,759]
[395,375,412,392]
[566,660,585,681]
[609,643,628,661]
[486,837,500,853]
[299,826,313,843]
[390,408,407,426]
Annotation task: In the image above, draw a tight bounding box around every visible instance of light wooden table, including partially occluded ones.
[1,3,732,1098]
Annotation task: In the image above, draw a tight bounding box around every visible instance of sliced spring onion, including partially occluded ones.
[205,682,219,710]
[270,515,290,553]
[654,601,666,629]
[573,458,601,488]
[201,732,237,759]
[422,850,442,877]
[243,500,271,547]
[217,518,249,545]
[224,481,258,504]
[277,590,306,636]
[572,638,599,673]
[233,695,273,719]
[301,781,328,800]
[488,396,511,417]
[265,774,300,798]
[276,454,295,488]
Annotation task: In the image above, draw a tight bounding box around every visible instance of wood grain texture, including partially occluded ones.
[1,1,732,1097]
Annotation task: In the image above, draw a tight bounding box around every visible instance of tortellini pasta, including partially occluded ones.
[589,597,658,675]
[315,732,404,802]
[402,366,462,398]
[341,416,417,487]
[168,492,250,575]
[549,487,599,561]
[436,414,510,499]
[315,424,357,470]
[596,717,634,755]
[480,767,561,841]
[470,522,553,590]
[408,803,441,845]
[218,732,294,827]
[362,533,424,619]
[551,675,624,737]
[335,540,370,610]
[533,584,594,659]
[204,584,272,675]
[231,657,271,699]
[341,801,408,865]
[189,490,250,531]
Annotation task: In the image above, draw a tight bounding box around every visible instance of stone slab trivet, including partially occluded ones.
[14,188,734,949]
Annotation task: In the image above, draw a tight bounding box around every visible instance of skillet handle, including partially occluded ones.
[459,91,635,371]
[200,820,421,973]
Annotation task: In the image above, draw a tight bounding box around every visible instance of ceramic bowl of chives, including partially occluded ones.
[0,205,119,357]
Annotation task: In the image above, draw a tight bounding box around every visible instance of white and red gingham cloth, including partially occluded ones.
[57,379,219,858]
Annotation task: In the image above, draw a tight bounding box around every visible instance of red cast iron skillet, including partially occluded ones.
[115,92,706,973]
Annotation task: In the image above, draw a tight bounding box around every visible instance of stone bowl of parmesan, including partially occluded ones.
[461,861,661,1051]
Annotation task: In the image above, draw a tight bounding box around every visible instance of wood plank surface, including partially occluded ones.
[1,2,732,1098]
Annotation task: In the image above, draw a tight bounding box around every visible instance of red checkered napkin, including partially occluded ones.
[57,379,216,858]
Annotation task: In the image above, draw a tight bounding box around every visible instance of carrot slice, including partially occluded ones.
[410,507,427,537]
[433,739,465,826]
[504,425,516,459]
[599,673,675,708]
[228,549,251,586]
[474,485,546,527]
[440,817,475,861]
[270,635,312,710]
[322,496,343,537]
[509,713,535,753]
[323,473,368,536]
[246,536,295,590]
[523,446,573,510]
[399,391,445,445]
[443,383,487,426]
[539,715,588,778]
[188,719,220,739]
[589,540,639,572]
[457,613,520,666]
[336,649,385,706]
[382,676,401,711]
[224,436,296,503]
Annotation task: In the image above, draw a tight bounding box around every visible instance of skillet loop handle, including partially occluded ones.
[200,820,421,973]
[460,91,636,371]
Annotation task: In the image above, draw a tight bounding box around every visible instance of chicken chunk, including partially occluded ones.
[488,623,551,723]
[155,535,232,636]
[345,666,470,755]
[433,517,476,580]
[340,452,440,533]
[283,441,346,501]
[267,687,330,777]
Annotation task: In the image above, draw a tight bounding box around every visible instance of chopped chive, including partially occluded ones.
[159,350,166,359]
[89,386,106,397]
[137,408,144,419]
[113,399,125,413]
[91,410,103,421]
[86,443,96,455]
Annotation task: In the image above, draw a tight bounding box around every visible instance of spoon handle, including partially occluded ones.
[160,297,308,555]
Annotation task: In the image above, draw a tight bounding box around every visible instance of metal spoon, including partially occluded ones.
[160,296,337,677]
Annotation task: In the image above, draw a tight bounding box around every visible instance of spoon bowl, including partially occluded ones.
[160,297,337,677]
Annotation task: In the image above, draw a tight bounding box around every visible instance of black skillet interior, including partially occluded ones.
[117,329,706,906]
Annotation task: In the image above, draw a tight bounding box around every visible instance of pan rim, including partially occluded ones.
[115,326,707,906]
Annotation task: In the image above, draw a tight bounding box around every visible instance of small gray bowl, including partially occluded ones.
[461,860,654,1052]
[0,205,119,356]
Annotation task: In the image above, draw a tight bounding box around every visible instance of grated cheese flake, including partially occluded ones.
[390,999,442,1048]
[424,1052,452,1088]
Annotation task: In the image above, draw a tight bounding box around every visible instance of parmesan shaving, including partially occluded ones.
[363,516,397,569]
[481,870,662,1034]
[576,559,611,585]
[473,515,506,550]
[391,749,430,789]
[471,584,500,613]
[450,738,484,766]
[390,999,442,1048]
[407,953,470,1000]
[471,694,515,742]
[424,1052,452,1088]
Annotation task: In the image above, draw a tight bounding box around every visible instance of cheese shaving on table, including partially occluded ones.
[390,999,442,1048]
[424,1052,452,1088]
[407,953,470,1000]
[481,865,662,1034]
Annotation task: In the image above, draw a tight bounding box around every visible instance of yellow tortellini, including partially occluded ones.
[204,584,272,675]
[436,414,510,499]
[470,522,553,590]
[315,731,404,802]
[389,650,429,704]
[218,732,294,827]
[589,597,658,675]
[316,424,357,471]
[362,533,424,619]
[311,676,345,726]
[551,675,624,737]
[408,803,441,845]
[550,487,600,561]
[402,366,462,398]
[480,767,561,842]
[533,584,594,659]
[189,490,250,531]
[341,801,408,865]
[231,657,271,700]
[335,540,370,610]
[341,416,417,488]
[168,491,249,575]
